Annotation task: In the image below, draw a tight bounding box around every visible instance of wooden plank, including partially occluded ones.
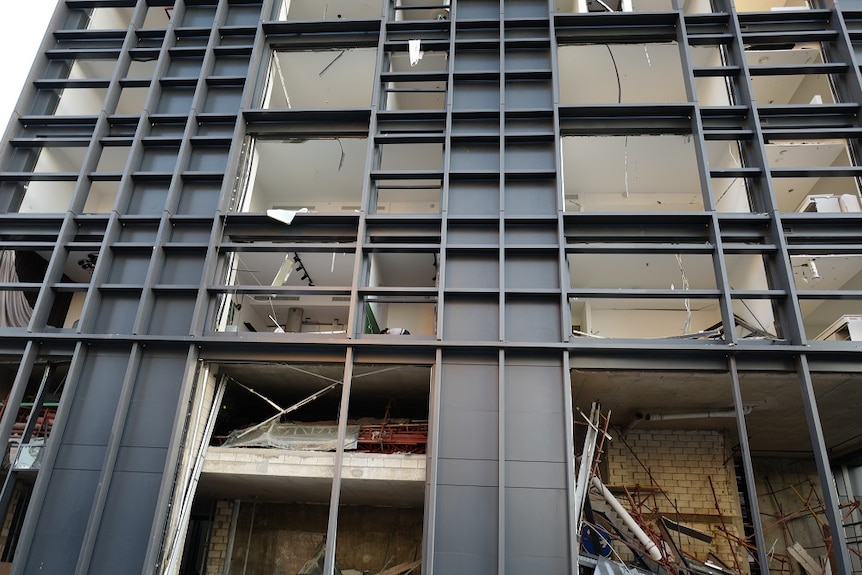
[788,542,826,575]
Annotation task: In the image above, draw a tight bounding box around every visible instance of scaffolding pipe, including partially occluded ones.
[591,476,663,561]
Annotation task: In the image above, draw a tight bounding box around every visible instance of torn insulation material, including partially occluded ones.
[409,39,424,66]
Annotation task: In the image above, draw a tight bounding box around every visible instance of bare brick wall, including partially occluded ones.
[205,500,235,575]
[601,429,747,569]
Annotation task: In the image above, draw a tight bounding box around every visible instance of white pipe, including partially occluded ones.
[642,406,751,422]
[591,476,663,561]
[625,406,752,431]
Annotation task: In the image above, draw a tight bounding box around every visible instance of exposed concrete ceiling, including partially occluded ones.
[571,369,862,460]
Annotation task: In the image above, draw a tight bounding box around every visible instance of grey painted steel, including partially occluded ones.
[796,355,853,575]
[322,353,353,575]
[728,356,771,575]
[1,0,862,573]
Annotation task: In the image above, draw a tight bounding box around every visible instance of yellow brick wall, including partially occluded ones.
[205,500,235,575]
[601,429,748,570]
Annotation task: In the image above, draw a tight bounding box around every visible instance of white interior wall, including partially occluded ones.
[83,181,119,213]
[385,303,435,334]
[63,292,86,328]
[53,87,106,116]
[87,8,133,30]
[587,306,721,338]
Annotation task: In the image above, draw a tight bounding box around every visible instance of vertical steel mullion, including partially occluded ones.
[550,10,579,572]
[133,1,228,335]
[423,349,443,575]
[561,351,577,574]
[437,6,456,342]
[497,348,505,575]
[498,11,506,347]
[796,354,853,575]
[708,214,738,345]
[11,341,87,575]
[141,346,202,574]
[0,343,39,521]
[17,364,52,447]
[74,343,144,575]
[322,348,354,575]
[727,355,770,575]
[550,7,570,344]
[350,18,385,339]
[190,0,274,336]
[675,13,716,212]
[724,5,807,345]
[28,0,143,332]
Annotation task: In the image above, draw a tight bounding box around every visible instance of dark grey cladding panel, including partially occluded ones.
[505,410,566,462]
[60,350,129,446]
[504,255,559,290]
[504,180,557,215]
[445,255,499,289]
[434,484,498,575]
[21,349,187,575]
[504,299,562,343]
[120,352,186,448]
[504,461,567,489]
[442,297,499,340]
[504,486,570,567]
[92,294,139,334]
[88,471,164,575]
[438,408,499,460]
[437,457,499,487]
[146,295,196,336]
[22,469,100,575]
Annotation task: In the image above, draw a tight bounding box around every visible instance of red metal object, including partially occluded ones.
[356,421,428,454]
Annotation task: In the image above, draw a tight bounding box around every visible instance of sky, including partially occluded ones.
[0,1,59,129]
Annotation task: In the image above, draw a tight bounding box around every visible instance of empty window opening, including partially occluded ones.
[738,369,828,575]
[766,139,861,213]
[392,0,450,21]
[558,43,687,104]
[12,181,76,214]
[373,179,442,214]
[706,141,754,212]
[82,181,120,214]
[791,253,862,341]
[115,86,150,115]
[126,58,158,80]
[0,244,97,330]
[736,0,810,12]
[730,298,780,339]
[366,251,439,288]
[571,369,746,569]
[556,0,674,13]
[334,363,429,573]
[690,45,735,105]
[361,296,437,336]
[64,7,133,30]
[378,142,443,172]
[7,145,87,176]
[570,297,723,339]
[169,361,429,573]
[0,361,69,470]
[747,43,835,105]
[261,48,377,109]
[382,52,448,111]
[562,135,704,212]
[43,58,116,81]
[233,137,368,213]
[30,87,108,116]
[569,253,716,290]
[274,0,383,21]
[213,249,355,334]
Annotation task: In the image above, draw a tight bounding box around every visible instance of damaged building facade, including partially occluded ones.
[1,0,862,574]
